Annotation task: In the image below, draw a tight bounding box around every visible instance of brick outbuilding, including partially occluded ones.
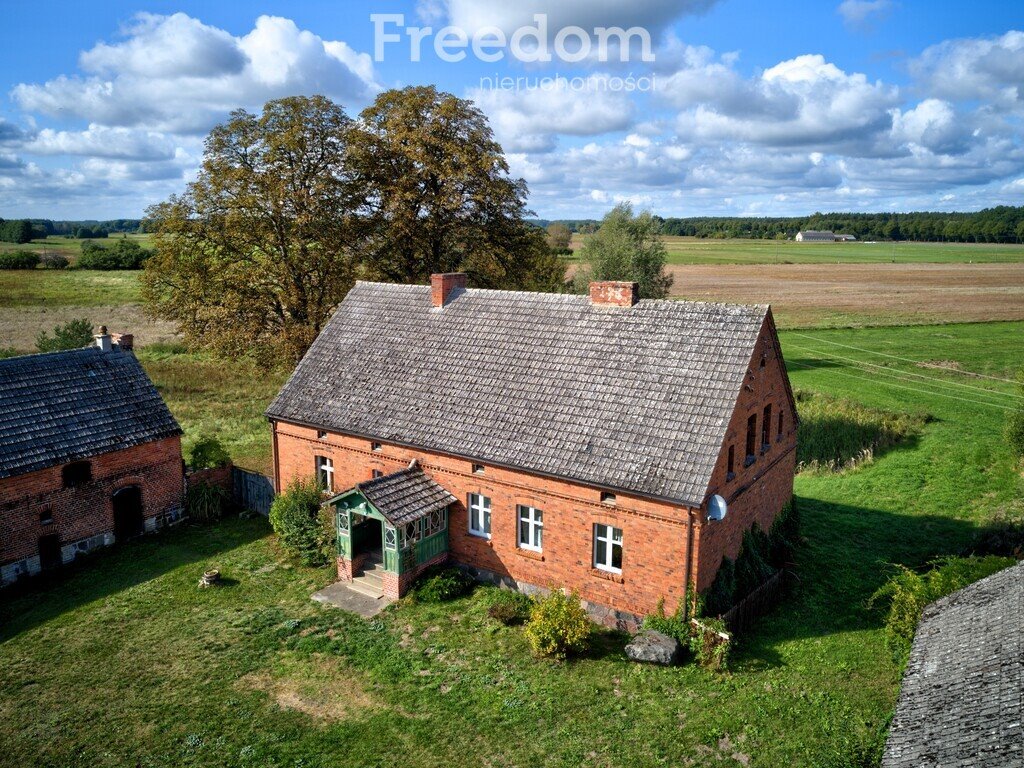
[0,332,184,585]
[267,275,796,627]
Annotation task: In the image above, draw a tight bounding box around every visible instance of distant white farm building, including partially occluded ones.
[795,231,857,242]
[795,230,836,242]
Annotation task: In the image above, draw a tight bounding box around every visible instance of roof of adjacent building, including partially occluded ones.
[882,561,1024,768]
[268,282,774,506]
[346,463,457,526]
[0,346,182,480]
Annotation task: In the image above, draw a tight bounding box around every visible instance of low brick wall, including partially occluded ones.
[186,464,233,492]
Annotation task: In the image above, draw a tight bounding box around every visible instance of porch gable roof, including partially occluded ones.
[329,462,456,527]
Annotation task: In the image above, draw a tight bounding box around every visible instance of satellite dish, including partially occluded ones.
[708,494,728,522]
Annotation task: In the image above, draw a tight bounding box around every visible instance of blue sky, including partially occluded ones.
[1,0,1022,219]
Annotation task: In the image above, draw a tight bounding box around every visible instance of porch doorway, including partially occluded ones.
[112,486,144,541]
[351,513,383,567]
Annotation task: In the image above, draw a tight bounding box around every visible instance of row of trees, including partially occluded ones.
[143,89,566,365]
[659,207,1024,243]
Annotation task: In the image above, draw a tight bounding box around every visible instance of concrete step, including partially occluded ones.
[358,570,384,587]
[347,577,384,599]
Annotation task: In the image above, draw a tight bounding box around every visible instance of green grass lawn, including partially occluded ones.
[0,269,141,307]
[1,320,1020,767]
[569,235,1024,265]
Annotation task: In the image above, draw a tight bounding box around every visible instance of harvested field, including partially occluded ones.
[0,304,178,351]
[668,262,1024,327]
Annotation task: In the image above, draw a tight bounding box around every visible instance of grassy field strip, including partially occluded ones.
[784,344,1022,412]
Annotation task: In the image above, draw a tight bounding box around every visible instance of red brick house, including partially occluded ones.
[267,275,796,627]
[0,331,184,585]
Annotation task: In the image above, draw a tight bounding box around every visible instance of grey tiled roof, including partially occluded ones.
[356,464,457,526]
[0,347,182,480]
[267,282,770,505]
[882,561,1024,768]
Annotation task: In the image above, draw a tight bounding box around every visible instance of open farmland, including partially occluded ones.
[570,235,1024,265]
[0,234,154,262]
[666,262,1024,327]
[1,320,1021,767]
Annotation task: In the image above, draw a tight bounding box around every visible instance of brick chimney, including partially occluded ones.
[112,333,134,352]
[589,281,639,307]
[431,273,467,308]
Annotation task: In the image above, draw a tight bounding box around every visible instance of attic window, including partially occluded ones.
[372,470,383,479]
[600,491,616,505]
[472,463,485,475]
[62,461,92,488]
[371,442,382,452]
[316,430,327,439]
[759,355,767,369]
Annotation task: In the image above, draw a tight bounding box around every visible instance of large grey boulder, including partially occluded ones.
[625,629,682,665]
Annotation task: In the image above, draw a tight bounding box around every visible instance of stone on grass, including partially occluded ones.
[625,629,682,666]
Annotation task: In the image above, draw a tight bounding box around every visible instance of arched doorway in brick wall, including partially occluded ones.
[112,486,144,541]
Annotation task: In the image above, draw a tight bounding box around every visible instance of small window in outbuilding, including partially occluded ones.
[316,430,327,439]
[371,469,383,479]
[39,508,54,525]
[601,491,616,505]
[762,405,772,450]
[759,354,767,369]
[62,461,92,488]
[371,441,382,452]
[778,410,784,441]
[472,463,485,475]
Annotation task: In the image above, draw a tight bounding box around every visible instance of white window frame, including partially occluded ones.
[315,455,334,492]
[517,505,543,552]
[467,493,491,539]
[593,523,623,573]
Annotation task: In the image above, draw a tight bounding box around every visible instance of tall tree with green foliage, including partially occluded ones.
[348,85,565,292]
[575,203,673,299]
[142,96,361,365]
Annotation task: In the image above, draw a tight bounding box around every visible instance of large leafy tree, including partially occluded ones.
[349,85,564,291]
[574,203,674,299]
[142,96,359,364]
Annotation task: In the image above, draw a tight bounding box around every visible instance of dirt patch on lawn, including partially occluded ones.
[240,653,380,723]
[0,304,178,352]
[667,262,1024,328]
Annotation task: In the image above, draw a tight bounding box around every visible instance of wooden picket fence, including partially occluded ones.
[721,568,790,636]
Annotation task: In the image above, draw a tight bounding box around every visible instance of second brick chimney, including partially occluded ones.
[589,281,639,307]
[431,273,467,308]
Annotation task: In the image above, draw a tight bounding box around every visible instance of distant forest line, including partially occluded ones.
[537,205,1024,243]
[2,205,1023,245]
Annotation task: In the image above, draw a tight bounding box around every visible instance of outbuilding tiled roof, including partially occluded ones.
[0,347,182,480]
[267,282,771,506]
[882,561,1024,768]
[352,463,457,526]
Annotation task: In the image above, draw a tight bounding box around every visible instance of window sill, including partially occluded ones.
[591,568,624,584]
[744,455,756,467]
[469,532,493,546]
[726,471,735,482]
[515,547,544,562]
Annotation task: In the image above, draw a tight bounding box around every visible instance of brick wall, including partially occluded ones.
[694,312,797,590]
[274,422,695,621]
[0,436,184,583]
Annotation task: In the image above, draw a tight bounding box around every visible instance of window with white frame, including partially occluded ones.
[593,523,623,573]
[467,493,491,538]
[517,505,543,551]
[315,455,334,492]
